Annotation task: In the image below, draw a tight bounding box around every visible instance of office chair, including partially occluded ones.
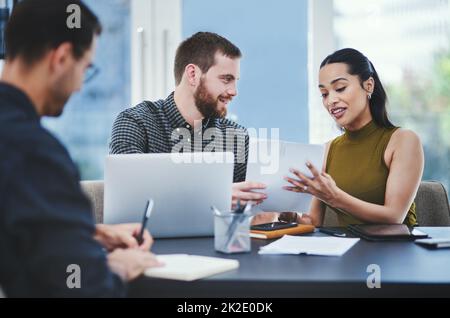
[80,180,104,223]
[322,181,450,227]
[415,181,450,226]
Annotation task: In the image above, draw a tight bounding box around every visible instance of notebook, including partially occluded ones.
[144,254,239,281]
[347,224,428,241]
[250,224,315,239]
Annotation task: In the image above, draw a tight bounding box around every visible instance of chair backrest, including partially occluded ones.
[80,180,104,223]
[322,205,339,227]
[415,181,450,226]
[322,181,450,227]
[81,180,450,226]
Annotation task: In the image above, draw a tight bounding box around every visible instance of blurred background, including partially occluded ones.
[2,0,448,196]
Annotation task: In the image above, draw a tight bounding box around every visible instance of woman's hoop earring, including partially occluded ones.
[368,93,372,100]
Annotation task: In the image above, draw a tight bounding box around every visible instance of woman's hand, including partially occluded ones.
[250,212,280,225]
[283,162,342,208]
[251,211,315,226]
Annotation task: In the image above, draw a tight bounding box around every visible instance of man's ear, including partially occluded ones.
[184,63,201,86]
[48,42,74,73]
[364,77,375,94]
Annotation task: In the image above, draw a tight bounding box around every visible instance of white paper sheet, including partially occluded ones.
[258,235,360,256]
[246,139,325,212]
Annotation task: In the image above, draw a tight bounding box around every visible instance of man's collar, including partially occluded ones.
[164,92,212,131]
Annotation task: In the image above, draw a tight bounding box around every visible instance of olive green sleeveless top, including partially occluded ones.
[325,120,417,227]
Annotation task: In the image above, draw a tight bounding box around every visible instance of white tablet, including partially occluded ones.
[246,139,325,212]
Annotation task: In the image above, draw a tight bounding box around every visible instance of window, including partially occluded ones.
[310,0,450,195]
[42,0,181,180]
[43,0,131,180]
[183,0,309,143]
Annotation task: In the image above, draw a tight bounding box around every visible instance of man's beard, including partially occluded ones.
[194,78,228,119]
[44,71,73,117]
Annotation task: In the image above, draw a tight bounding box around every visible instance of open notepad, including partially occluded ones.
[144,254,239,281]
[259,235,360,256]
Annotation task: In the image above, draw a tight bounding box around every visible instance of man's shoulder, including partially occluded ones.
[0,122,77,194]
[117,99,165,121]
[0,119,72,168]
[1,115,51,148]
[214,117,248,133]
[0,95,71,175]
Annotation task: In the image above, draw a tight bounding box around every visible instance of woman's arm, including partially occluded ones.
[298,197,326,226]
[286,129,424,224]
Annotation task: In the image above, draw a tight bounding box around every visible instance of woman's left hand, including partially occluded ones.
[283,162,341,207]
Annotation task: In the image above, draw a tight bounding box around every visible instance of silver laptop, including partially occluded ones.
[104,152,234,238]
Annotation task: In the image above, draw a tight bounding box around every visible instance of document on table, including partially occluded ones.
[246,139,325,212]
[258,235,360,256]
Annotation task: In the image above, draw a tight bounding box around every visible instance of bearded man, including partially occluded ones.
[109,32,267,207]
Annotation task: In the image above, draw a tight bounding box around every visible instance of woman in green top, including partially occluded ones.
[283,48,424,227]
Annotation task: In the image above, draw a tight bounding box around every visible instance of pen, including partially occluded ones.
[137,198,154,245]
[225,201,253,249]
[211,205,228,216]
[236,199,242,213]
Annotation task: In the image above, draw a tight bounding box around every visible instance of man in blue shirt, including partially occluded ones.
[0,0,160,297]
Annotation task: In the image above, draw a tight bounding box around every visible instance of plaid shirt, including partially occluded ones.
[109,92,248,183]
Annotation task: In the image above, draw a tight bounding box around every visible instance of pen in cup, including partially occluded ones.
[225,201,253,249]
[137,198,154,245]
[211,205,227,217]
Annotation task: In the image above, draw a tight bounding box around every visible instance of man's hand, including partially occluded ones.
[107,249,162,282]
[232,181,267,208]
[94,223,153,252]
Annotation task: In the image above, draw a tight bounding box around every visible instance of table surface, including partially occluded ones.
[128,227,450,297]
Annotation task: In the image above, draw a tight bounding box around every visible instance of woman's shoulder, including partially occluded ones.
[384,128,423,169]
[386,128,422,158]
[390,128,421,146]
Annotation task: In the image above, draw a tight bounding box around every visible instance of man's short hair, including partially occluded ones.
[5,0,102,65]
[174,32,242,85]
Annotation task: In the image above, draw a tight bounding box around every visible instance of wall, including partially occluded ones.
[182,0,309,142]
